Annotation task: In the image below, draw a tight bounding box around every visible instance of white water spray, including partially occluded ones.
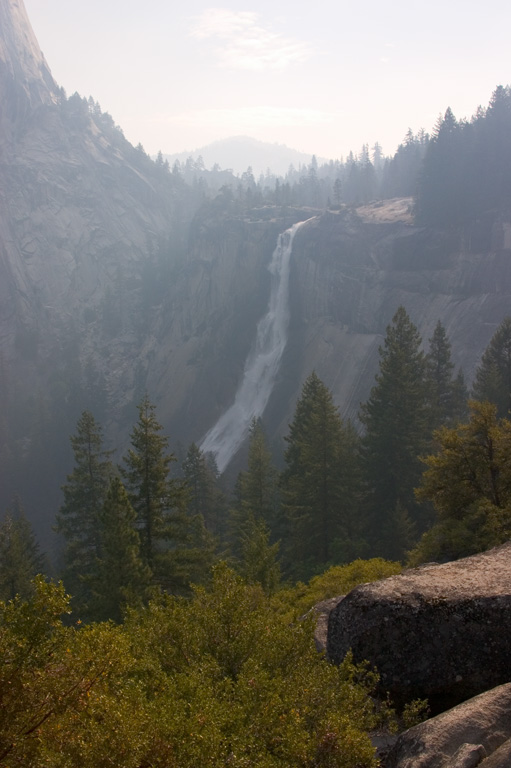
[200,218,312,473]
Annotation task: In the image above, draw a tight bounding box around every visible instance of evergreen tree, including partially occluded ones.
[360,307,430,559]
[416,107,466,227]
[238,515,281,596]
[122,395,211,592]
[426,320,468,426]
[228,420,281,588]
[0,500,45,601]
[56,411,112,606]
[282,373,362,580]
[88,477,152,622]
[472,317,511,418]
[182,443,226,538]
[239,419,279,528]
[122,396,184,569]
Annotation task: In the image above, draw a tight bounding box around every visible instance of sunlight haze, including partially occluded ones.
[23,0,511,161]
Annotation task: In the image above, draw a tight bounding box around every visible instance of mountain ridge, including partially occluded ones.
[163,135,328,176]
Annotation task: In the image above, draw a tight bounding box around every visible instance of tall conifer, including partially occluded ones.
[88,477,152,622]
[229,420,281,591]
[56,410,112,607]
[122,396,212,592]
[182,443,227,538]
[0,500,45,601]
[473,317,511,418]
[282,373,361,579]
[360,307,430,558]
[426,320,468,426]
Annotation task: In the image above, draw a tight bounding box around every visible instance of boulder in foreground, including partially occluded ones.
[385,683,511,768]
[327,543,511,710]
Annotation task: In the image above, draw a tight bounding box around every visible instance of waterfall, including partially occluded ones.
[200,218,312,473]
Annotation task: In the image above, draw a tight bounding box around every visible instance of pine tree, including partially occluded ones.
[182,443,227,538]
[0,499,45,601]
[282,373,362,579]
[122,396,212,592]
[473,317,511,418]
[360,307,430,558]
[56,411,112,606]
[228,420,281,585]
[239,419,279,528]
[426,320,468,426]
[88,477,152,622]
[122,396,185,569]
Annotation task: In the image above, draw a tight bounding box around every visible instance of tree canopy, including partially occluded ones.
[410,400,511,564]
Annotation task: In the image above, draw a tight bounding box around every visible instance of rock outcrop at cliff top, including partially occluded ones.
[327,543,511,711]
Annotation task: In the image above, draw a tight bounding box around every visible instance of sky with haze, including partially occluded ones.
[23,0,511,163]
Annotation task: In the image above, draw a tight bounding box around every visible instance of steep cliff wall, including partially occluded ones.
[173,204,511,455]
[280,204,511,428]
[0,0,201,528]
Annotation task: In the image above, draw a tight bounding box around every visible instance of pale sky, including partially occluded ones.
[23,0,511,162]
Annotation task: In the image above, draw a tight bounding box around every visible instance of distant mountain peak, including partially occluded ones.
[164,136,326,177]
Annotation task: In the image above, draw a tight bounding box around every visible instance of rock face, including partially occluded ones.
[0,0,56,117]
[286,208,511,425]
[327,543,511,711]
[385,683,511,768]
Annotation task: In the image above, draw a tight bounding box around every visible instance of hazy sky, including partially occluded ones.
[24,0,511,161]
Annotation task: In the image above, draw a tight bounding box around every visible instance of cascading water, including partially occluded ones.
[200,218,312,473]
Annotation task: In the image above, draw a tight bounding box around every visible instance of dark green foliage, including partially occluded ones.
[472,317,511,418]
[0,499,45,601]
[56,410,113,609]
[282,373,363,579]
[426,320,468,427]
[121,396,213,593]
[360,308,431,558]
[380,128,429,199]
[237,515,280,595]
[416,107,465,228]
[121,396,186,570]
[410,400,511,564]
[416,86,511,229]
[229,421,281,593]
[88,478,152,623]
[182,442,227,537]
[238,419,279,527]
